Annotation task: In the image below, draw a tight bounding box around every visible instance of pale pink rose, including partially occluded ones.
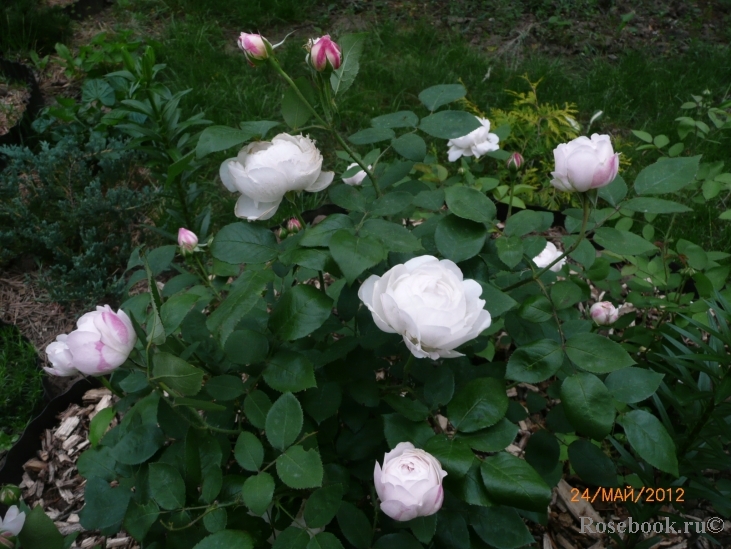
[177,228,198,253]
[591,301,619,325]
[374,442,447,522]
[237,33,270,65]
[447,117,500,162]
[0,506,25,537]
[44,334,77,377]
[551,134,619,192]
[532,242,566,273]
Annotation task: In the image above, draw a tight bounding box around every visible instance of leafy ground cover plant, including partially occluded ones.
[4,28,730,549]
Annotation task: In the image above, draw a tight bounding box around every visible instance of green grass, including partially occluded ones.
[0,323,44,452]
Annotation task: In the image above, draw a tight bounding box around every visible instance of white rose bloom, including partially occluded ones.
[550,134,619,192]
[532,242,566,273]
[342,162,370,186]
[446,117,500,162]
[0,506,26,536]
[220,133,334,221]
[44,334,77,377]
[590,301,619,325]
[374,442,447,522]
[358,255,492,359]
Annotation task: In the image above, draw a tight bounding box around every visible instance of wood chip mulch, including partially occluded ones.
[20,387,137,549]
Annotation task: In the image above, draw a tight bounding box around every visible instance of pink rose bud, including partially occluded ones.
[178,228,198,254]
[237,33,271,66]
[286,218,302,233]
[506,152,524,172]
[308,35,342,72]
[590,301,619,326]
[0,506,25,540]
[45,306,137,376]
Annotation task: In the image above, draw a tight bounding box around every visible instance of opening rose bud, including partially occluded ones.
[0,506,25,539]
[178,227,198,253]
[506,152,524,172]
[447,117,500,162]
[550,134,619,192]
[374,442,447,521]
[532,241,566,272]
[308,35,342,72]
[238,32,271,65]
[591,301,619,326]
[286,218,302,233]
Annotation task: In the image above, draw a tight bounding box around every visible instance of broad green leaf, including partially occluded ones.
[495,236,523,268]
[419,111,481,139]
[598,174,627,207]
[244,390,272,430]
[480,453,551,512]
[234,431,264,471]
[503,210,553,237]
[300,214,354,247]
[265,392,303,451]
[459,462,493,507]
[203,508,227,533]
[149,462,186,510]
[78,447,117,481]
[348,127,395,145]
[79,477,132,530]
[435,510,470,549]
[568,439,618,487]
[206,374,246,401]
[111,424,164,465]
[383,414,435,448]
[329,184,367,212]
[263,350,316,393]
[18,505,65,549]
[89,407,115,448]
[593,227,657,255]
[382,394,429,421]
[524,429,560,475]
[418,84,466,111]
[206,269,273,346]
[274,527,310,549]
[307,532,346,549]
[424,435,474,477]
[282,81,313,129]
[373,533,423,549]
[444,186,496,223]
[448,377,508,432]
[331,33,367,96]
[302,382,343,423]
[370,191,413,216]
[276,445,324,489]
[82,78,116,106]
[506,339,563,383]
[329,230,386,284]
[560,372,615,439]
[337,502,372,549]
[211,222,278,264]
[160,292,200,336]
[434,214,487,263]
[269,285,333,341]
[604,367,664,403]
[632,130,653,143]
[361,219,422,253]
[480,284,518,317]
[456,419,518,452]
[470,506,534,549]
[623,197,692,213]
[196,124,276,158]
[413,189,445,210]
[634,155,700,195]
[124,500,160,541]
[242,472,275,515]
[517,295,553,323]
[152,352,204,396]
[372,110,419,128]
[392,133,427,161]
[618,410,678,476]
[550,280,583,309]
[565,332,635,374]
[192,531,253,549]
[304,484,345,528]
[407,515,436,544]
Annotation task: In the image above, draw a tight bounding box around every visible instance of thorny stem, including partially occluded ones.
[500,194,591,293]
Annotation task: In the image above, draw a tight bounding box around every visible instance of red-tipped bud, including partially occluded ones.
[178,228,198,254]
[506,152,524,172]
[307,35,342,72]
[237,33,271,66]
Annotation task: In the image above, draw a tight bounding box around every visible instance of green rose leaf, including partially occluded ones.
[593,227,657,256]
[330,33,367,96]
[448,377,509,432]
[124,500,160,541]
[418,84,467,111]
[495,235,524,268]
[618,410,679,476]
[634,155,700,195]
[329,185,367,212]
[269,285,333,341]
[192,531,253,549]
[337,501,372,549]
[234,431,264,472]
[383,414,435,448]
[604,367,664,403]
[348,127,396,145]
[560,372,615,439]
[196,124,275,158]
[370,191,413,216]
[456,418,518,452]
[435,214,487,263]
[382,394,430,421]
[211,222,278,264]
[307,532,346,549]
[623,197,692,213]
[550,280,584,310]
[372,110,419,128]
[206,374,246,401]
[152,352,204,396]
[480,453,552,512]
[329,229,386,284]
[517,295,553,323]
[444,186,496,223]
[300,214,354,247]
[392,133,427,161]
[361,219,422,253]
[244,390,272,430]
[265,392,303,451]
[18,505,65,549]
[506,339,564,383]
[503,210,553,237]
[304,484,345,528]
[149,462,186,510]
[424,435,474,478]
[565,332,635,374]
[79,477,132,530]
[470,506,534,549]
[242,472,275,515]
[568,439,619,487]
[419,111,481,139]
[111,424,165,465]
[373,533,423,549]
[276,445,324,489]
[263,350,317,393]
[273,527,310,549]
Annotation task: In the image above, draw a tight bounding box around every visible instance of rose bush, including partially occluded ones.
[25,29,731,549]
